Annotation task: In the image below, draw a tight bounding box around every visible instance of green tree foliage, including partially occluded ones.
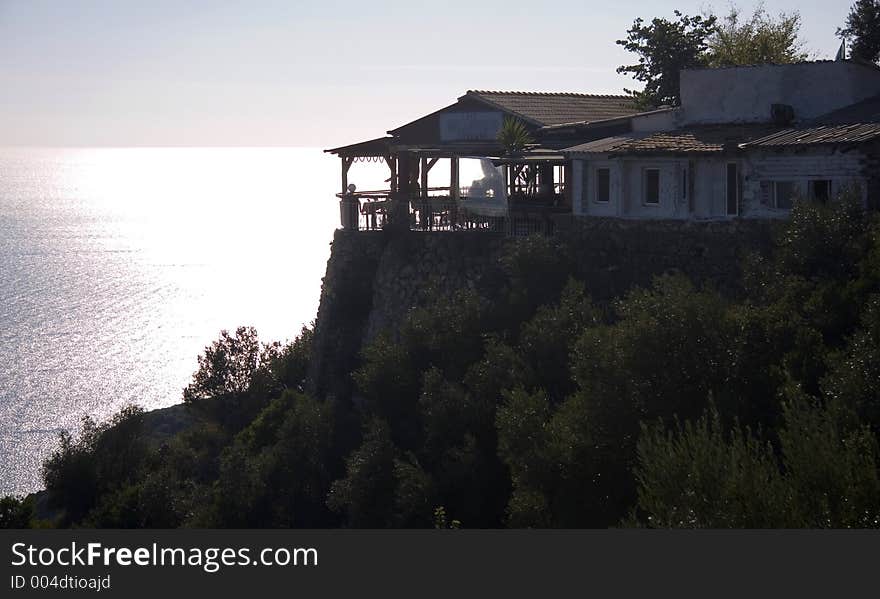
[579,275,731,422]
[36,196,880,529]
[42,406,147,525]
[707,5,808,66]
[497,118,534,155]
[634,397,880,528]
[183,326,264,402]
[401,288,487,381]
[823,295,880,430]
[352,332,422,447]
[208,390,335,527]
[495,275,735,526]
[496,387,554,527]
[498,234,574,325]
[180,325,314,435]
[839,0,880,63]
[616,11,718,107]
[518,279,601,403]
[617,5,809,107]
[267,325,315,393]
[752,194,876,350]
[183,326,295,431]
[350,284,516,526]
[327,419,435,528]
[0,496,35,528]
[634,407,785,527]
[38,326,318,528]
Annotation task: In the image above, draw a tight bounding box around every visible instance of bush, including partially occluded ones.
[183,326,296,431]
[633,397,880,528]
[42,406,146,525]
[0,496,34,529]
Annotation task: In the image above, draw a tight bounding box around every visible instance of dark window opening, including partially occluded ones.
[726,163,739,216]
[595,168,610,203]
[810,179,831,203]
[774,181,798,209]
[644,169,660,205]
[688,161,695,212]
[682,168,688,202]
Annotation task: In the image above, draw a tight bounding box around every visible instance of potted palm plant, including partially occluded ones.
[497,117,533,156]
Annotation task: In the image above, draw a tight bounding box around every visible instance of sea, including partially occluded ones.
[0,147,389,496]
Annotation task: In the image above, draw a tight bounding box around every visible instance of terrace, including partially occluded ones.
[328,139,569,235]
[325,90,638,234]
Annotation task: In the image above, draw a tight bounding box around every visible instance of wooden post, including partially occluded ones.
[385,154,397,193]
[390,152,413,230]
[341,156,354,194]
[420,157,429,199]
[563,162,572,209]
[511,164,526,195]
[451,156,460,201]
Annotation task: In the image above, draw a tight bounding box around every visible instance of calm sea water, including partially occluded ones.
[0,147,373,496]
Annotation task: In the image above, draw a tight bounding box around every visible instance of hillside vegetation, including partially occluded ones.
[4,194,880,529]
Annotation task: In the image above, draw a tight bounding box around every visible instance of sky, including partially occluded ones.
[0,0,854,147]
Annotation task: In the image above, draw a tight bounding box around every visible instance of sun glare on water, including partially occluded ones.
[0,147,343,494]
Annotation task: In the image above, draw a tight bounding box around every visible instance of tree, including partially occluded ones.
[707,5,808,67]
[633,397,880,528]
[182,326,283,430]
[209,391,336,527]
[617,5,811,108]
[616,11,717,108]
[183,327,263,403]
[839,0,880,63]
[0,496,34,529]
[42,407,147,525]
[327,419,435,527]
[633,407,787,528]
[497,118,533,155]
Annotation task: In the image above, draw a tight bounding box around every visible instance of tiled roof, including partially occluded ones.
[465,90,640,126]
[742,123,880,147]
[564,134,649,154]
[540,107,675,132]
[565,125,780,155]
[742,93,880,148]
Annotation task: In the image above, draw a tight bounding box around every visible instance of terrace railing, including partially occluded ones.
[337,189,561,236]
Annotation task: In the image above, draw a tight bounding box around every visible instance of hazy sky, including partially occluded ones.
[0,0,853,147]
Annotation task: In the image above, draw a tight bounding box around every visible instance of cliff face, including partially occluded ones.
[307,218,777,400]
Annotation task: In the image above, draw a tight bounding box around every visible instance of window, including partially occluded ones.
[726,163,739,216]
[687,161,695,212]
[595,168,610,203]
[774,181,798,209]
[810,179,831,203]
[682,168,688,203]
[643,168,660,204]
[580,162,589,210]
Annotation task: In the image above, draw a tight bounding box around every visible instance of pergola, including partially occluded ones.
[325,138,570,232]
[323,88,639,232]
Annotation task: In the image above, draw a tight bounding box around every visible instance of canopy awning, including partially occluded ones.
[325,137,393,157]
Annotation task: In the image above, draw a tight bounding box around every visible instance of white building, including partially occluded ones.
[564,60,880,220]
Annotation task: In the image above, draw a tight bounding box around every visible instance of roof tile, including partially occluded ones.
[565,125,780,155]
[467,90,639,126]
